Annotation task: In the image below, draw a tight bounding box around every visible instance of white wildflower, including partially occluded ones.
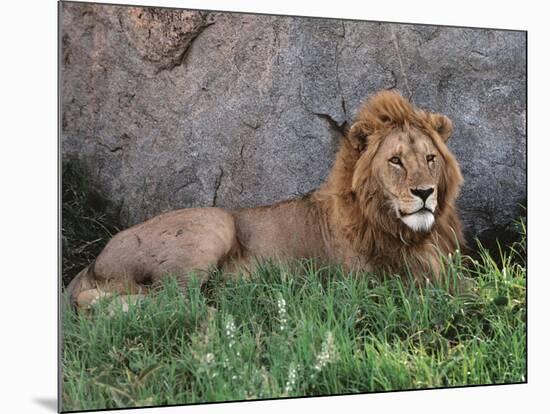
[284,363,298,394]
[313,331,337,373]
[199,352,216,378]
[225,315,236,348]
[277,294,288,332]
[204,353,215,364]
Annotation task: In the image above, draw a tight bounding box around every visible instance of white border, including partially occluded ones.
[1,0,547,413]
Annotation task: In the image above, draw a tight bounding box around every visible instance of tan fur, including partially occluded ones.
[66,90,464,308]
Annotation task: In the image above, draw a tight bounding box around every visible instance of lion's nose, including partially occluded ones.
[410,187,434,203]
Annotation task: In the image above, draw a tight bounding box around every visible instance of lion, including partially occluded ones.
[66,90,465,309]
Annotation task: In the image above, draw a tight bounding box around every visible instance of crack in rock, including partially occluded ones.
[212,166,224,207]
[98,142,123,153]
[313,112,348,137]
[120,7,216,74]
[390,26,413,100]
[156,20,216,74]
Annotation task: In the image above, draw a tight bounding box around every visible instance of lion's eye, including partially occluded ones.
[426,154,435,163]
[389,156,402,165]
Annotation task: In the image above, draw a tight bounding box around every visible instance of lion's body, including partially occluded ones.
[67,91,465,309]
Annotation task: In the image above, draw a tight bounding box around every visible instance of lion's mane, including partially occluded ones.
[315,91,464,278]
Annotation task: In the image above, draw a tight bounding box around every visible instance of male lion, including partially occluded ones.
[67,90,464,309]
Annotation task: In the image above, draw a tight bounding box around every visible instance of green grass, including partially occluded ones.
[61,223,526,412]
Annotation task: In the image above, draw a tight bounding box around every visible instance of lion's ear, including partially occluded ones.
[347,121,372,152]
[429,113,453,142]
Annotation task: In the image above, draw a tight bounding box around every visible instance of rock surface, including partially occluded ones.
[61,3,526,247]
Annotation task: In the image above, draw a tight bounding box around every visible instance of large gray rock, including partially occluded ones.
[61,3,526,248]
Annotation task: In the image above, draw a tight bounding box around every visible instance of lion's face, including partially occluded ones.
[348,91,463,236]
[372,126,442,232]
